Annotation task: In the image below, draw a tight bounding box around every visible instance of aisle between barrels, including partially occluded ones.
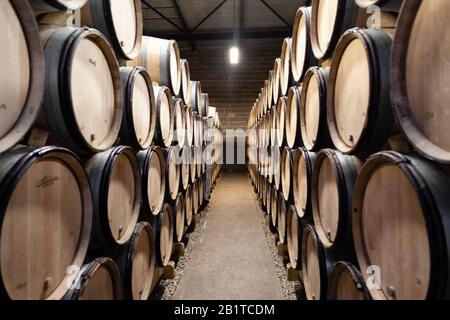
[173,173,283,300]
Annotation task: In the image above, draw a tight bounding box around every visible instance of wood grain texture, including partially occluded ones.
[1,159,82,300]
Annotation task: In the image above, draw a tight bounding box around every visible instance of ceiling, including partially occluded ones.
[141,0,309,43]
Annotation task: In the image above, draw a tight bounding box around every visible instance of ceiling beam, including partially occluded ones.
[143,29,291,41]
[191,0,229,32]
[170,0,196,51]
[258,0,292,29]
[141,0,184,32]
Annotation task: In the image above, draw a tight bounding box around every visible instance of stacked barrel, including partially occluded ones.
[0,0,223,300]
[248,0,450,300]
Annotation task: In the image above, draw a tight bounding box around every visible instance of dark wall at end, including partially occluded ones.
[179,38,283,130]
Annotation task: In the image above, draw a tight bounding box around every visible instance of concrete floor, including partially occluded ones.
[173,173,284,300]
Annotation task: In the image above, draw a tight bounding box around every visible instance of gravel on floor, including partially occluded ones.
[250,179,305,301]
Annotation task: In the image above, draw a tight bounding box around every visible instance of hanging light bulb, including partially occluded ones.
[229,0,239,65]
[229,47,239,64]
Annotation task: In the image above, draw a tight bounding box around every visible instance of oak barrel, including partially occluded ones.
[281,147,297,203]
[0,0,44,154]
[190,146,197,183]
[272,146,282,191]
[278,193,288,244]
[185,106,194,147]
[293,148,317,220]
[327,261,370,300]
[270,185,278,229]
[173,98,186,147]
[42,27,122,154]
[137,146,166,216]
[276,96,287,147]
[155,203,174,267]
[280,38,292,96]
[192,111,200,147]
[180,146,190,190]
[164,147,180,202]
[192,179,199,214]
[310,0,359,59]
[328,28,393,155]
[201,93,209,117]
[391,0,450,163]
[286,86,303,149]
[153,86,174,148]
[273,58,281,105]
[190,81,202,114]
[116,222,155,300]
[81,0,143,60]
[64,258,122,300]
[86,146,141,248]
[0,146,92,300]
[267,72,274,109]
[270,104,279,148]
[185,184,194,227]
[291,6,317,83]
[353,151,450,300]
[302,225,334,300]
[178,59,191,106]
[198,174,205,209]
[312,149,359,249]
[119,66,156,150]
[173,193,186,242]
[300,67,331,151]
[262,177,270,213]
[287,205,304,270]
[141,36,181,95]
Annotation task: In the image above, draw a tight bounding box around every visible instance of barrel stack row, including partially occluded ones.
[248,0,450,300]
[0,0,223,300]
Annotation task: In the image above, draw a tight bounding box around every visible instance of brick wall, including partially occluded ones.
[179,38,284,130]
